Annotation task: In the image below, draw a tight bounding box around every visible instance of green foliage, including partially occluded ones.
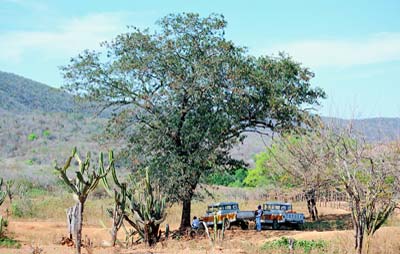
[205,168,248,187]
[244,152,272,187]
[0,236,21,248]
[26,187,48,197]
[42,129,51,137]
[54,147,113,202]
[28,133,37,141]
[11,201,35,218]
[261,237,327,254]
[61,12,325,227]
[228,168,248,187]
[103,166,166,246]
[25,159,34,165]
[243,147,297,188]
[54,147,113,254]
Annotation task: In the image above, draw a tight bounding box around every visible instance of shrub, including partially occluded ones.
[25,159,34,165]
[261,237,327,254]
[28,133,37,141]
[11,200,35,218]
[0,236,21,248]
[42,129,51,137]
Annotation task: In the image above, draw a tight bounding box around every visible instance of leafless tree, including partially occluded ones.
[333,135,400,254]
[268,126,336,221]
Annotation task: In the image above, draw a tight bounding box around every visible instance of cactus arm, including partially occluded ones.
[55,165,79,194]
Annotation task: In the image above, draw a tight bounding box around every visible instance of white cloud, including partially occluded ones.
[0,12,128,63]
[266,33,400,68]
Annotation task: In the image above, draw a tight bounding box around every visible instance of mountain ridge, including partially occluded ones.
[0,71,76,113]
[1,70,399,145]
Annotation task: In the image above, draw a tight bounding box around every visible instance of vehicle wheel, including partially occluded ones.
[189,229,196,239]
[240,221,249,230]
[223,218,231,230]
[272,220,280,230]
[197,228,205,236]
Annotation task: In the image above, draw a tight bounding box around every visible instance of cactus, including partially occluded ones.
[125,169,166,246]
[101,166,127,246]
[5,180,13,204]
[0,178,8,237]
[105,167,167,246]
[0,178,6,207]
[55,147,113,254]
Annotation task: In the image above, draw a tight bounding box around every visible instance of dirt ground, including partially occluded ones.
[1,209,399,254]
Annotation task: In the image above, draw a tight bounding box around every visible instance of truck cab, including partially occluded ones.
[261,201,305,229]
[201,202,239,229]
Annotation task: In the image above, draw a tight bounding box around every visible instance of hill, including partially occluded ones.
[0,71,76,113]
[324,117,400,143]
[1,71,399,185]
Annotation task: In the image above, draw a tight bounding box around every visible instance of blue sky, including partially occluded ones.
[1,0,400,119]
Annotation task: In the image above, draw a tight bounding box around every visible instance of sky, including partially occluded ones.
[1,0,400,119]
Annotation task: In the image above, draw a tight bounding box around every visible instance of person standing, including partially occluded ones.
[255,205,262,232]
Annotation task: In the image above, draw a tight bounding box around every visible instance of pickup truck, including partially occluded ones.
[200,202,254,230]
[261,201,305,229]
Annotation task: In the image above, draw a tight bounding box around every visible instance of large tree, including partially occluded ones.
[61,13,325,229]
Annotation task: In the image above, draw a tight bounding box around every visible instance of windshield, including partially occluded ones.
[207,206,219,213]
[264,204,292,211]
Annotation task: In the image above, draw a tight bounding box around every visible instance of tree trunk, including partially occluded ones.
[352,212,364,254]
[355,225,364,254]
[111,225,117,247]
[144,223,150,246]
[111,204,121,247]
[179,196,192,231]
[305,189,318,221]
[67,206,75,240]
[365,235,372,254]
[75,201,84,254]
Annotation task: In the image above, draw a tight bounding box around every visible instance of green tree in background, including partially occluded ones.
[206,168,248,187]
[244,149,280,187]
[61,13,325,230]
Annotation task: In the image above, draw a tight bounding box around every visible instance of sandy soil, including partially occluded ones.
[1,210,399,254]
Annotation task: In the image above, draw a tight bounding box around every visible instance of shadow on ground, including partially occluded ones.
[303,213,352,231]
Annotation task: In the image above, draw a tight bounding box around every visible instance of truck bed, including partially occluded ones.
[236,210,255,220]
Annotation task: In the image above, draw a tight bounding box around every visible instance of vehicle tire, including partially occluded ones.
[189,229,196,239]
[240,221,249,230]
[197,228,205,236]
[223,218,231,230]
[272,220,280,230]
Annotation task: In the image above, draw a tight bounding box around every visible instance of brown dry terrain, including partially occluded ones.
[1,203,399,254]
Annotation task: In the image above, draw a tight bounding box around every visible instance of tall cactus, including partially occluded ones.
[55,147,113,254]
[0,178,6,207]
[4,180,13,204]
[0,178,7,237]
[101,164,127,246]
[104,166,167,246]
[125,169,167,246]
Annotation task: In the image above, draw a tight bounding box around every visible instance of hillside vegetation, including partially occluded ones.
[1,71,399,187]
[0,71,76,113]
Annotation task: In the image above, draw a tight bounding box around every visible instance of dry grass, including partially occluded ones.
[1,187,399,254]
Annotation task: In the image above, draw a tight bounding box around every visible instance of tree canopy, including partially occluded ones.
[61,13,325,229]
